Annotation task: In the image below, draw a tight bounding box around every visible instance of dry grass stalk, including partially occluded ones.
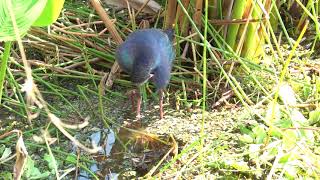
[90,0,123,88]
[192,0,203,42]
[165,0,177,29]
[90,0,122,44]
[134,0,152,18]
[176,0,190,36]
[208,0,218,20]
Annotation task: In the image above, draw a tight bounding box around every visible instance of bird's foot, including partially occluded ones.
[159,89,164,120]
[134,114,142,127]
[159,107,164,120]
[125,89,139,112]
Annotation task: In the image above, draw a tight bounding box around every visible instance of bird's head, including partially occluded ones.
[129,47,158,86]
[131,72,153,86]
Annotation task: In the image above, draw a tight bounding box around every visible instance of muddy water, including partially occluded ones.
[77,120,173,179]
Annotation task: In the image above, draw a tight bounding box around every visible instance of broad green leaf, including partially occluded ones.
[0,147,12,161]
[24,156,50,179]
[261,141,280,161]
[0,144,5,154]
[44,153,58,171]
[33,0,65,26]
[226,159,250,171]
[238,124,252,134]
[302,76,312,100]
[279,153,290,164]
[0,0,47,41]
[309,109,320,125]
[282,130,297,150]
[239,134,254,143]
[0,172,13,180]
[65,154,77,163]
[252,125,266,144]
[274,118,292,128]
[269,127,282,138]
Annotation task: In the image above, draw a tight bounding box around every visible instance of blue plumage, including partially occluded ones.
[116,28,175,90]
[116,28,175,119]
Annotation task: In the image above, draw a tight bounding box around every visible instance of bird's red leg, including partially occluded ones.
[159,89,164,119]
[136,88,142,119]
[130,90,136,112]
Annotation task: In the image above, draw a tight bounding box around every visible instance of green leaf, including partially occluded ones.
[44,153,58,171]
[282,130,297,150]
[226,159,250,171]
[0,41,12,104]
[0,147,12,161]
[252,125,266,144]
[274,118,292,128]
[262,141,279,160]
[0,144,6,154]
[0,0,47,41]
[302,76,312,99]
[65,154,77,163]
[309,109,320,125]
[239,124,252,134]
[0,172,13,180]
[298,129,314,143]
[280,158,301,179]
[279,153,290,164]
[33,0,65,26]
[24,156,50,179]
[239,134,254,143]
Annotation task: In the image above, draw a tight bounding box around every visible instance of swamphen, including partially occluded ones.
[116,28,175,119]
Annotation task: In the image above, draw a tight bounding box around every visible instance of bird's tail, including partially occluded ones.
[164,28,174,42]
